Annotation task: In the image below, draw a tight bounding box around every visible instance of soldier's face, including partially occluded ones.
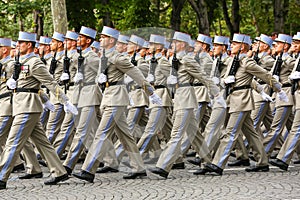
[50,39,58,51]
[77,35,87,47]
[171,40,185,52]
[64,39,73,50]
[18,41,30,55]
[194,41,202,52]
[292,41,300,52]
[213,44,223,56]
[116,42,127,53]
[99,35,110,48]
[274,42,288,53]
[127,42,137,53]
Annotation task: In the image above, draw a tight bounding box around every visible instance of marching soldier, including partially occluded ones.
[72,26,162,182]
[52,31,79,158]
[63,26,102,175]
[116,34,129,55]
[149,31,224,178]
[263,34,296,157]
[0,32,77,190]
[270,32,300,170]
[201,34,287,175]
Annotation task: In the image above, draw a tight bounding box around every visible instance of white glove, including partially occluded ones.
[74,72,83,84]
[43,100,55,112]
[277,90,289,102]
[146,74,155,83]
[273,75,279,82]
[124,75,133,84]
[212,77,220,85]
[149,93,162,106]
[214,93,227,108]
[260,91,273,102]
[97,73,107,84]
[6,78,17,89]
[224,75,235,84]
[129,97,134,106]
[64,101,78,115]
[60,73,70,81]
[167,75,178,85]
[289,71,300,80]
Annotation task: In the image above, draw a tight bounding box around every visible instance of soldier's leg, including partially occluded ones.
[63,106,98,170]
[40,109,49,130]
[212,111,247,169]
[46,103,65,143]
[20,141,42,174]
[0,113,37,182]
[53,112,76,157]
[263,106,293,157]
[251,101,270,138]
[276,109,300,164]
[156,109,194,172]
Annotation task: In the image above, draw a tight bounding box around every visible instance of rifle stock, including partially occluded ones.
[63,44,70,94]
[13,51,21,81]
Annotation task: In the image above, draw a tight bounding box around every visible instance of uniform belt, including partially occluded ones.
[58,82,75,86]
[69,82,75,86]
[178,83,193,87]
[0,92,11,99]
[230,85,251,93]
[127,82,141,90]
[14,88,40,93]
[258,80,266,84]
[193,83,204,86]
[282,83,292,87]
[154,85,166,89]
[83,82,95,86]
[108,81,124,87]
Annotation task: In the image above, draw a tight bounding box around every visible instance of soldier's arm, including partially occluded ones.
[31,59,68,103]
[158,57,171,78]
[117,55,154,95]
[244,58,281,92]
[183,56,219,96]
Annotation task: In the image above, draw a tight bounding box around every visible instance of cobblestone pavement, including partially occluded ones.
[2,158,300,200]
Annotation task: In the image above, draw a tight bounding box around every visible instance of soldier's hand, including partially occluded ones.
[43,100,55,112]
[97,73,107,84]
[289,71,300,80]
[6,78,17,89]
[260,91,274,102]
[277,90,289,102]
[124,75,133,84]
[167,75,177,85]
[224,75,235,84]
[60,73,70,81]
[273,75,279,82]
[212,77,220,85]
[74,72,83,84]
[146,74,155,83]
[149,93,162,106]
[64,101,78,115]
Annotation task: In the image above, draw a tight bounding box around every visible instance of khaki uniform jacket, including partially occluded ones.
[0,57,13,116]
[211,54,231,108]
[271,53,295,108]
[225,54,280,113]
[252,52,275,102]
[149,55,172,108]
[49,51,64,104]
[173,52,219,112]
[13,53,68,116]
[77,48,102,108]
[67,49,79,104]
[128,55,149,108]
[193,52,212,103]
[292,57,300,110]
[99,50,153,109]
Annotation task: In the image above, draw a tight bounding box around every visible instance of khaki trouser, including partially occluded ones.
[82,106,145,174]
[63,106,100,170]
[157,109,211,172]
[0,113,66,182]
[263,106,293,157]
[40,109,49,130]
[277,109,300,164]
[0,116,41,173]
[46,104,65,143]
[53,112,76,157]
[212,111,268,169]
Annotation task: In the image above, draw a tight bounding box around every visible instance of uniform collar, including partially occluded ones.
[1,55,11,63]
[20,52,36,62]
[258,52,268,58]
[82,47,92,54]
[44,53,52,59]
[176,50,186,59]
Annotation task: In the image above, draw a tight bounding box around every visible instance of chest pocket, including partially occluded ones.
[20,65,30,79]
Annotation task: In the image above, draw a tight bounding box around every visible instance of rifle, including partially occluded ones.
[291,58,300,95]
[0,62,2,78]
[41,50,46,65]
[253,41,260,64]
[100,48,108,92]
[214,54,223,78]
[170,44,179,98]
[194,50,200,64]
[63,43,70,94]
[13,50,21,81]
[149,49,157,84]
[131,49,137,66]
[225,38,244,97]
[77,46,84,75]
[270,41,286,96]
[49,50,57,75]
